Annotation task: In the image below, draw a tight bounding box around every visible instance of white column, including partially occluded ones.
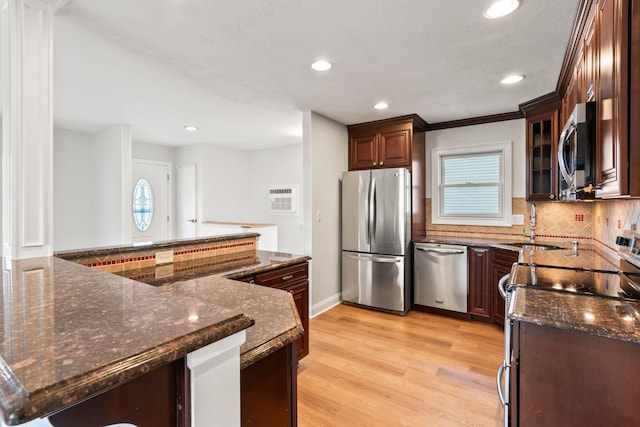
[1,0,66,259]
[187,330,246,427]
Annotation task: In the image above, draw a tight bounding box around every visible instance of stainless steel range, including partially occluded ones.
[509,264,640,301]
[497,236,640,427]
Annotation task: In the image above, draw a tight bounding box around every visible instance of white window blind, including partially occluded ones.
[431,141,512,227]
[441,153,501,217]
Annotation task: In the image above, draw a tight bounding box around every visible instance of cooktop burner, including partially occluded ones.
[511,265,640,301]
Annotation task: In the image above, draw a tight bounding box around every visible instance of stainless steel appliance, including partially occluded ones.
[558,101,596,200]
[341,168,411,314]
[496,236,640,427]
[413,242,468,313]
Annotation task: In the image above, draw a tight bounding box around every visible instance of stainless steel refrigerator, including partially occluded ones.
[341,168,411,314]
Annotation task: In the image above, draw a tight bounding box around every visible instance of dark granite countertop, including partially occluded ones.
[0,249,308,425]
[416,236,637,343]
[509,286,640,343]
[110,249,311,367]
[414,236,619,271]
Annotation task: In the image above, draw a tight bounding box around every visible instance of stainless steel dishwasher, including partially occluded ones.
[414,242,468,313]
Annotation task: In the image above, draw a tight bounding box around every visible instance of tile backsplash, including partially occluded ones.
[425,197,640,258]
[425,198,593,242]
[593,199,640,253]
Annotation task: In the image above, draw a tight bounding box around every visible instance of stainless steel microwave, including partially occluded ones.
[558,102,596,200]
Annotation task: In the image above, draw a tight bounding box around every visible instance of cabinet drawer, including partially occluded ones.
[255,263,308,289]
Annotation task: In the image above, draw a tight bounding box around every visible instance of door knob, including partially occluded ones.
[187,219,197,223]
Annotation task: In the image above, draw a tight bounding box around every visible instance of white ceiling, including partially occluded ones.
[49,0,580,150]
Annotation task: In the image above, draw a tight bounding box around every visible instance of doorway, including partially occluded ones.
[131,160,171,243]
[177,163,198,239]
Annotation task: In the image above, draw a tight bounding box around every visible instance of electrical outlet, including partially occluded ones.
[155,250,174,265]
[511,214,524,225]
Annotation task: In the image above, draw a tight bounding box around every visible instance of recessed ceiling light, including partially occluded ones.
[184,125,199,132]
[484,0,521,19]
[311,60,332,71]
[500,74,525,85]
[374,102,389,110]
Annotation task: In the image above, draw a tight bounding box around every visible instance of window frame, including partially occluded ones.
[431,141,513,227]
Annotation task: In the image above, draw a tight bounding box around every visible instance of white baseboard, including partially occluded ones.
[310,292,342,318]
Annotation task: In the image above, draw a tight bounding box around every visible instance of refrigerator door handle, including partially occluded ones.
[371,177,377,243]
[367,177,375,245]
[343,253,402,263]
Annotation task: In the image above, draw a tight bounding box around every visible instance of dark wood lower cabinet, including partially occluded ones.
[241,343,297,427]
[48,343,298,427]
[513,321,640,426]
[49,359,188,427]
[490,249,518,326]
[467,247,491,319]
[244,262,309,362]
[466,247,518,326]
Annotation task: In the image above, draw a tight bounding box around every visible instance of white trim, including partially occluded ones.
[431,140,513,227]
[310,292,342,318]
[132,159,173,241]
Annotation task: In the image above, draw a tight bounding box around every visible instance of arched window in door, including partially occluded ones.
[132,178,154,232]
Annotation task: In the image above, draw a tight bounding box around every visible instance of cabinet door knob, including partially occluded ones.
[373,162,377,166]
[379,161,384,166]
[549,194,555,199]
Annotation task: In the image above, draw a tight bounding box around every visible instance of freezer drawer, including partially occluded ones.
[414,243,468,313]
[342,251,407,313]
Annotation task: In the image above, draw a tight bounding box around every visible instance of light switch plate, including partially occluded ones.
[512,214,524,225]
[155,250,174,265]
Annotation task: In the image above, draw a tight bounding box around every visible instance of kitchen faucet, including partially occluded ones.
[523,203,536,242]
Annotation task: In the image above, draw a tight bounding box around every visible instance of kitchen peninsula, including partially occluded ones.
[0,233,309,426]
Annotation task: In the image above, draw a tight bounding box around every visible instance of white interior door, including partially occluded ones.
[131,160,170,243]
[177,163,198,238]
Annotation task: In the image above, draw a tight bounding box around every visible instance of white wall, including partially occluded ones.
[248,144,303,254]
[53,125,131,251]
[425,119,526,197]
[303,111,348,317]
[176,144,253,226]
[133,140,176,164]
[53,128,100,250]
[93,125,132,246]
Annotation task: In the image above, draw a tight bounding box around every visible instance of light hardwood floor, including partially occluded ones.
[297,304,504,427]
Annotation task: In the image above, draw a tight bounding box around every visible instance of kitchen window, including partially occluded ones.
[431,141,512,226]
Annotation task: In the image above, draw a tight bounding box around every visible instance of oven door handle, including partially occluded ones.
[498,273,510,299]
[496,361,508,406]
[416,247,465,255]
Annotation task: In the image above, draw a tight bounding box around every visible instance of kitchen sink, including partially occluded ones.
[502,242,565,251]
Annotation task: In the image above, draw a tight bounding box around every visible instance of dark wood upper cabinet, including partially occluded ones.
[595,0,630,197]
[348,131,379,170]
[347,115,426,171]
[347,114,427,239]
[520,93,561,201]
[555,0,639,198]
